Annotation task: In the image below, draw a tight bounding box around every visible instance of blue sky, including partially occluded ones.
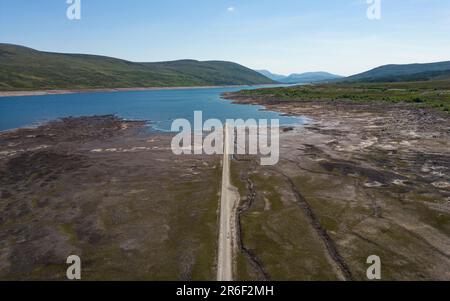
[0,0,449,75]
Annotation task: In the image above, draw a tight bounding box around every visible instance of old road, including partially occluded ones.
[217,124,239,281]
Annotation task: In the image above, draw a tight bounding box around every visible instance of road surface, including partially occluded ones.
[217,124,239,281]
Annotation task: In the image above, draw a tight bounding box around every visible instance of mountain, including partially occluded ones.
[256,70,287,82]
[281,72,343,84]
[0,44,275,91]
[256,70,343,84]
[345,61,450,83]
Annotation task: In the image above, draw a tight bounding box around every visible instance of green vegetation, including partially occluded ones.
[345,61,450,82]
[0,44,274,91]
[237,80,450,113]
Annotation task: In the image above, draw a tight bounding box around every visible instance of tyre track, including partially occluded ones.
[235,176,271,280]
[276,169,354,281]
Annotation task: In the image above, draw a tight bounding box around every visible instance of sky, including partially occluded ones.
[0,0,449,76]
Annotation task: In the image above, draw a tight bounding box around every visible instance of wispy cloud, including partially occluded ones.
[227,6,235,12]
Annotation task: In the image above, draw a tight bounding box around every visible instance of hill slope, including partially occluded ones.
[0,44,274,91]
[345,61,450,82]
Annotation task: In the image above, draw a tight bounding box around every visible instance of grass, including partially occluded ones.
[237,80,450,113]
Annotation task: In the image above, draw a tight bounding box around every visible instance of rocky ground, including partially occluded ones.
[223,94,450,280]
[0,116,221,280]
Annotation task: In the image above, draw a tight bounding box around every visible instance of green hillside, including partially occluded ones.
[345,61,450,83]
[0,44,274,91]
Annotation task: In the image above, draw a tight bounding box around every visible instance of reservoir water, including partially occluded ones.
[0,86,305,132]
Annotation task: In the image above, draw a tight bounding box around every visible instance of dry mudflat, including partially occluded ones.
[0,116,222,280]
[223,94,450,281]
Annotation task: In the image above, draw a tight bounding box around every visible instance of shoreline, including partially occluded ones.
[0,84,278,98]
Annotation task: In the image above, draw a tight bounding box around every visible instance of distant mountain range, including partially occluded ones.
[344,61,450,83]
[282,72,344,84]
[258,60,450,84]
[256,70,288,82]
[0,44,275,91]
[256,70,343,84]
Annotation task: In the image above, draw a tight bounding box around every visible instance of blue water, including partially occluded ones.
[0,86,304,132]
